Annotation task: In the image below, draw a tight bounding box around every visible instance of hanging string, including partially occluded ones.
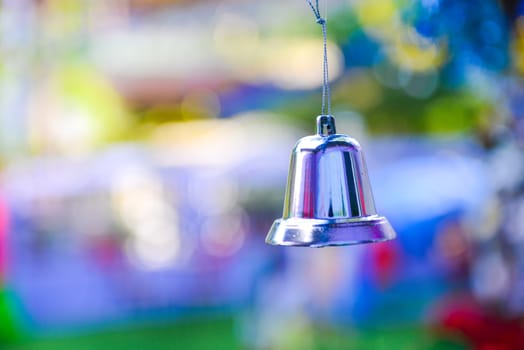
[306,0,331,115]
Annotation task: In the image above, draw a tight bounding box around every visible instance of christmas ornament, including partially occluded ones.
[265,0,396,247]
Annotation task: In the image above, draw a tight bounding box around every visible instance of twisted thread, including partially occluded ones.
[306,0,331,115]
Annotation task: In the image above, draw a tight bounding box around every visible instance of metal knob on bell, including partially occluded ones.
[266,115,396,247]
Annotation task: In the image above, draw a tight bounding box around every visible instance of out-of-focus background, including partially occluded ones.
[1,0,524,349]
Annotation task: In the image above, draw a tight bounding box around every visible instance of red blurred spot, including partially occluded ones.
[439,299,524,350]
[370,241,399,288]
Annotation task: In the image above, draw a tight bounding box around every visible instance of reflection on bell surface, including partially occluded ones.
[266,115,396,247]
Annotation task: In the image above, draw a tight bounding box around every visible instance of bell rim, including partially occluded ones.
[265,215,396,248]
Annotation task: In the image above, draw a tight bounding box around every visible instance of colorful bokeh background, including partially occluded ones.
[1,0,524,349]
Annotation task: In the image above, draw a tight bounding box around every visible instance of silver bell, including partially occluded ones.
[266,115,396,247]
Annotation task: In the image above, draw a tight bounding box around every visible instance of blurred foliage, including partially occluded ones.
[2,318,470,350]
[365,89,490,134]
[0,289,24,343]
[4,318,237,350]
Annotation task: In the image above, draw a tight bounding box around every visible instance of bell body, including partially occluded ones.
[266,115,396,247]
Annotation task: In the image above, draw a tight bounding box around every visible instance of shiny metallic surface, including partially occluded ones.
[266,115,396,247]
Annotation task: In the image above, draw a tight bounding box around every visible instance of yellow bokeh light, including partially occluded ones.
[389,31,446,72]
[354,0,398,27]
[512,16,524,74]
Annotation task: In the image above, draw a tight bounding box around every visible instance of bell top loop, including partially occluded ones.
[316,115,336,136]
